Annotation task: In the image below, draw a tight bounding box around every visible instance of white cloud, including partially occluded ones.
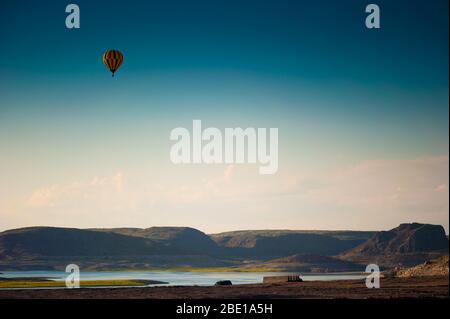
[15,155,449,232]
[28,172,127,208]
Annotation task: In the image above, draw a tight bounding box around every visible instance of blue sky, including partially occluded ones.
[0,0,448,232]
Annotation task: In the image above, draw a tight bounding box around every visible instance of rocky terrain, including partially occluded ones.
[396,255,449,277]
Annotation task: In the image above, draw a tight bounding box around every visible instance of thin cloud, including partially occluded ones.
[20,155,449,232]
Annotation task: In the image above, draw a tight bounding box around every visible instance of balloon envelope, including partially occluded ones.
[102,50,123,77]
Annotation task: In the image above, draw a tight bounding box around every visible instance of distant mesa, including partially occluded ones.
[0,223,448,271]
[92,226,219,255]
[210,230,372,257]
[340,223,449,267]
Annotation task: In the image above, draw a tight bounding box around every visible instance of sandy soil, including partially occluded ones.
[0,276,448,299]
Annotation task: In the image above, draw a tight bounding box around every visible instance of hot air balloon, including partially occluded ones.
[102,49,123,77]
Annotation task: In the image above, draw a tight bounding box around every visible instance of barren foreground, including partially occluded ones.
[0,276,448,299]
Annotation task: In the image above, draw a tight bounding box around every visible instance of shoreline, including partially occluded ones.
[0,271,368,289]
[0,276,447,299]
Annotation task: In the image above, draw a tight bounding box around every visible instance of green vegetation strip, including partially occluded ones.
[0,279,156,288]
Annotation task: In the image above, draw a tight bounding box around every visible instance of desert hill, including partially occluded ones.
[0,223,447,270]
[0,227,163,257]
[92,227,218,255]
[340,223,449,267]
[210,230,371,257]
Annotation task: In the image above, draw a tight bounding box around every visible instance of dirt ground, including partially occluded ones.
[0,276,448,299]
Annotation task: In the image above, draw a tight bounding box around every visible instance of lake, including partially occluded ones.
[0,270,366,287]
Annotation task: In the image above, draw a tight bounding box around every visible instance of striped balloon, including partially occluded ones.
[102,49,123,77]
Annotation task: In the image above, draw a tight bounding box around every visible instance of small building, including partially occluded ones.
[263,275,303,284]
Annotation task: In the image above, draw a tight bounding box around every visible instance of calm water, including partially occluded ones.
[0,270,366,287]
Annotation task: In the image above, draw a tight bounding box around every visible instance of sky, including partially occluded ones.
[0,0,448,233]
